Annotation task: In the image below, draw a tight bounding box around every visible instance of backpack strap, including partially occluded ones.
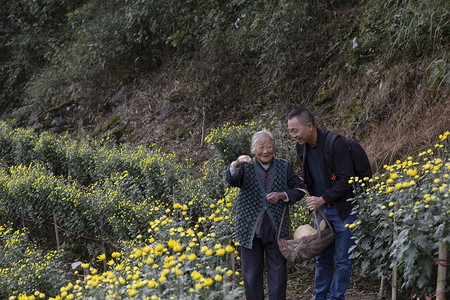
[324,131,339,171]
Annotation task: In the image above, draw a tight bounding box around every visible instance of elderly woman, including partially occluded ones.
[226,130,305,300]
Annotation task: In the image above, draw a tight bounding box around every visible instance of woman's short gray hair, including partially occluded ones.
[251,130,275,153]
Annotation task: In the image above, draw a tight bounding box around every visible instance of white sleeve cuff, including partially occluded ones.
[229,162,240,176]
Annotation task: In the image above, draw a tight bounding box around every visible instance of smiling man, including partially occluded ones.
[287,108,358,300]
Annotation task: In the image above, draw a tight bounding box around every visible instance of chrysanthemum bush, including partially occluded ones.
[349,131,450,294]
[0,162,189,242]
[204,120,264,169]
[33,187,312,300]
[0,223,69,299]
[0,163,96,235]
[3,187,244,299]
[205,118,298,171]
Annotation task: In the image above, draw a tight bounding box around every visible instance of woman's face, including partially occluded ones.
[253,137,274,164]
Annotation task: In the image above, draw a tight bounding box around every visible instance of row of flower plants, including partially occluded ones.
[349,131,449,296]
[0,122,184,198]
[0,120,221,241]
[0,120,311,299]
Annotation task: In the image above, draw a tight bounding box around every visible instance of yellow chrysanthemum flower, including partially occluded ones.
[96,253,106,261]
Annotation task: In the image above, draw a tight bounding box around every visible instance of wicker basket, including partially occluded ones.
[293,219,326,240]
[277,190,335,262]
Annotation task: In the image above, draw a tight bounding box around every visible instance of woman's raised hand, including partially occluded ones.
[233,155,253,168]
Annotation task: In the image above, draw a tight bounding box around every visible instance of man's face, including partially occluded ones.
[253,137,274,164]
[288,117,312,145]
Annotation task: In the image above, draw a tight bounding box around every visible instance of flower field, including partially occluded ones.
[0,120,310,299]
[2,188,244,299]
[349,131,449,296]
[0,120,448,299]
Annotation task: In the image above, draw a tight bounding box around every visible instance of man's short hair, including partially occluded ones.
[288,108,315,127]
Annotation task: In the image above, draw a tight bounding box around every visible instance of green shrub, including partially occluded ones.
[205,120,265,169]
[0,0,74,114]
[92,143,140,183]
[11,127,37,166]
[63,138,96,186]
[0,164,60,225]
[0,163,97,235]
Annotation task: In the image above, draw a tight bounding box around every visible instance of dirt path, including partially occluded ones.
[238,265,381,300]
[286,268,380,300]
[235,262,382,299]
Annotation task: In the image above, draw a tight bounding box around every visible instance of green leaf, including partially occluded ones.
[413,234,428,248]
[404,246,418,267]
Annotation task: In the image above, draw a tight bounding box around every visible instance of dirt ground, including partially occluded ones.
[238,264,381,300]
[285,267,380,299]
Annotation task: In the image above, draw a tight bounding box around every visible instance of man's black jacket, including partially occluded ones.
[296,128,356,220]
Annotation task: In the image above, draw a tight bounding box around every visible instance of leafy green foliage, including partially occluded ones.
[205,120,263,168]
[349,131,450,293]
[0,0,77,113]
[223,0,328,84]
[0,1,355,120]
[2,0,447,129]
[352,0,449,63]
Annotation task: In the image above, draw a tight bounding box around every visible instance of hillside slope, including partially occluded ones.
[1,0,448,173]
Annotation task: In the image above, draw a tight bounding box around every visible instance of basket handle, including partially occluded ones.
[315,208,333,234]
[277,188,333,240]
[295,188,333,233]
[277,187,308,240]
[277,205,289,241]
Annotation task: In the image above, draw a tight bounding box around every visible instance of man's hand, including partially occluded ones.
[233,155,253,168]
[266,192,285,204]
[305,196,325,211]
